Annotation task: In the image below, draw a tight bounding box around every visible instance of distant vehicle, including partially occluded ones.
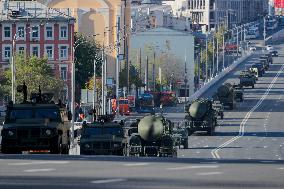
[80,119,127,155]
[262,53,273,64]
[225,44,240,54]
[259,58,269,71]
[160,92,178,107]
[239,71,255,88]
[137,93,155,114]
[251,63,265,76]
[212,101,224,119]
[118,98,130,116]
[249,46,256,51]
[172,127,189,149]
[233,84,244,102]
[266,18,278,30]
[213,83,236,110]
[266,45,274,51]
[269,50,278,57]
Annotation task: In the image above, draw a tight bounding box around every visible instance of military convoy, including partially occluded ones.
[213,83,236,110]
[1,84,71,154]
[184,99,217,136]
[239,71,255,88]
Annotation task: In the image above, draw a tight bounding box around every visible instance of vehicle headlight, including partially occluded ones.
[45,129,52,136]
[84,144,90,149]
[8,130,14,137]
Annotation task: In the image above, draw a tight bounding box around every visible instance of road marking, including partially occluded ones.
[23,168,56,173]
[260,160,276,163]
[211,64,284,159]
[167,165,219,171]
[8,161,70,166]
[278,167,284,170]
[197,172,223,176]
[90,179,127,184]
[123,163,149,167]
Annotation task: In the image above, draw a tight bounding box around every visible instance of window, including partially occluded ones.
[60,46,68,59]
[60,26,67,38]
[32,26,39,39]
[4,26,11,38]
[46,26,53,39]
[4,46,11,59]
[60,66,67,81]
[17,26,25,38]
[18,46,25,55]
[32,46,39,57]
[45,46,53,59]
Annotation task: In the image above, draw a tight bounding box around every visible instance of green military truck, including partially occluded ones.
[80,116,127,155]
[212,100,224,119]
[259,58,269,71]
[128,115,177,157]
[215,83,236,110]
[172,127,189,149]
[233,84,244,102]
[1,84,71,154]
[185,99,217,136]
[239,71,255,88]
[261,53,273,64]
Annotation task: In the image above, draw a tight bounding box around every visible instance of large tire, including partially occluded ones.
[50,136,60,154]
[252,85,255,89]
[1,146,21,154]
[183,140,188,149]
[60,144,69,154]
[220,112,224,120]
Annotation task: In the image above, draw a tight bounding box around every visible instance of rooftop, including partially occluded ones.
[0,1,74,21]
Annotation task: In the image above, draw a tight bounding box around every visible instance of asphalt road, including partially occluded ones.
[1,28,284,189]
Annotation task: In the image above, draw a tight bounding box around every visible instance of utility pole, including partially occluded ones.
[93,59,96,113]
[145,56,149,91]
[212,37,215,77]
[237,26,239,58]
[153,52,156,92]
[184,49,188,105]
[116,20,120,118]
[11,39,16,102]
[205,33,208,81]
[216,37,219,74]
[223,32,225,70]
[263,16,266,45]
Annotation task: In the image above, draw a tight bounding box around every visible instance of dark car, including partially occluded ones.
[269,50,278,57]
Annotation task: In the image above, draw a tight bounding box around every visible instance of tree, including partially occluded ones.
[119,65,144,89]
[74,33,103,90]
[3,55,64,103]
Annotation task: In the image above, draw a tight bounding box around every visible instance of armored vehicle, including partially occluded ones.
[261,53,273,64]
[1,84,71,154]
[185,99,217,135]
[259,58,269,71]
[212,100,224,119]
[249,67,259,80]
[80,116,127,155]
[172,127,189,149]
[233,84,244,102]
[128,115,177,157]
[239,71,255,88]
[251,63,265,76]
[215,83,236,110]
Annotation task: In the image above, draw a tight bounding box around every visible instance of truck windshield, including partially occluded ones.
[83,127,123,137]
[9,108,60,121]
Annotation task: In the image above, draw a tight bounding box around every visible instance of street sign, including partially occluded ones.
[117,54,124,61]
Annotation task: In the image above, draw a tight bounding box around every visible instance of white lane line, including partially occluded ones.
[123,163,149,167]
[8,161,70,166]
[260,160,276,163]
[211,64,284,159]
[277,167,284,170]
[90,179,127,184]
[23,168,56,173]
[197,172,223,176]
[167,165,219,171]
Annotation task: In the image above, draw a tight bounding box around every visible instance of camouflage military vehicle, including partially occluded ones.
[239,71,255,88]
[172,127,189,149]
[80,115,127,155]
[249,67,259,80]
[128,115,177,157]
[212,100,224,119]
[214,83,236,110]
[1,84,71,154]
[251,63,265,76]
[185,99,217,136]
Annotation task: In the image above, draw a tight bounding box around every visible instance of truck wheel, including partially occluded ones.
[221,113,224,119]
[252,85,255,89]
[183,141,188,149]
[60,144,69,155]
[1,146,21,154]
[50,136,60,154]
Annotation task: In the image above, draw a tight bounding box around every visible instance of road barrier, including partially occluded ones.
[188,51,253,102]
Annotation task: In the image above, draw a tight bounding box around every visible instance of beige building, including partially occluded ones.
[40,0,131,78]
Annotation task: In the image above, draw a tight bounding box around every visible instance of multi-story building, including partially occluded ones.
[165,0,269,32]
[0,0,75,102]
[41,0,131,79]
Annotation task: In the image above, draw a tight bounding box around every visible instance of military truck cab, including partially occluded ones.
[1,84,71,154]
[239,71,255,88]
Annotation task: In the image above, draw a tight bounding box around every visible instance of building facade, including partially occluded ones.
[165,0,269,32]
[41,0,131,79]
[0,0,75,102]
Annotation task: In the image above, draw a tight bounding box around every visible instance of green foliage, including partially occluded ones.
[119,65,144,88]
[3,55,64,102]
[74,33,103,89]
